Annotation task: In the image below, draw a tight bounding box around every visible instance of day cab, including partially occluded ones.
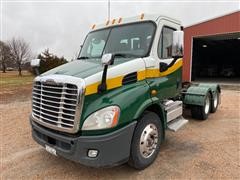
[30,14,221,169]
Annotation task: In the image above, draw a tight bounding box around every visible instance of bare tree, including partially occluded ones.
[8,38,31,76]
[0,41,12,73]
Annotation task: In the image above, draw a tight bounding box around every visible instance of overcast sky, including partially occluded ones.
[1,0,239,60]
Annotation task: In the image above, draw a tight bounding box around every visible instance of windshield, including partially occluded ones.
[78,22,156,59]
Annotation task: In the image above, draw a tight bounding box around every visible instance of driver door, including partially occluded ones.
[146,20,182,100]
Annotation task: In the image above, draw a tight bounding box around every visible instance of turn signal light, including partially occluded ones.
[112,19,116,24]
[118,17,122,23]
[91,24,96,29]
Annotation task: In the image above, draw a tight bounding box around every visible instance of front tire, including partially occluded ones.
[128,111,163,170]
[191,92,211,120]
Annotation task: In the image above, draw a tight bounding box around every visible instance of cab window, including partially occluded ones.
[79,22,156,59]
[158,26,176,59]
[87,39,106,57]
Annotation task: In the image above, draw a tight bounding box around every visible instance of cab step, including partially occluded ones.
[167,116,188,132]
[163,100,183,123]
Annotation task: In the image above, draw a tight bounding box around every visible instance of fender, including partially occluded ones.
[198,83,221,95]
[133,98,153,120]
[184,86,212,106]
[134,96,167,129]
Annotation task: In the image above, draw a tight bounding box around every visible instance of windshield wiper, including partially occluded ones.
[114,53,141,58]
[77,56,90,60]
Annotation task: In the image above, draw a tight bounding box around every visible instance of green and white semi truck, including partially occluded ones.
[30,14,221,169]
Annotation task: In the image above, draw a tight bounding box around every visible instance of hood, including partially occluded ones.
[40,58,134,79]
[41,59,103,79]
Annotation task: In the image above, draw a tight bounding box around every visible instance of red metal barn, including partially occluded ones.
[183,11,240,82]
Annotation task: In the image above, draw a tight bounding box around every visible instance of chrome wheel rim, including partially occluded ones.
[205,96,210,114]
[139,123,158,158]
[213,94,218,108]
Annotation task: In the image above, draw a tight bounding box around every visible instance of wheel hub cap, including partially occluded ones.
[139,123,158,158]
[214,94,218,108]
[205,96,210,114]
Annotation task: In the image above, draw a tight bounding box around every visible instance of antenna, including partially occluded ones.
[108,0,110,21]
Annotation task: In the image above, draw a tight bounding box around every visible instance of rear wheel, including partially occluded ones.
[210,91,219,113]
[191,92,211,120]
[128,111,163,170]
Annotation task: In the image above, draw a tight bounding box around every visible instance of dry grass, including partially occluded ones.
[0,71,34,88]
[0,71,34,103]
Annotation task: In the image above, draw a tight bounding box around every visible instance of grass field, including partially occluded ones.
[0,71,34,103]
[0,71,34,88]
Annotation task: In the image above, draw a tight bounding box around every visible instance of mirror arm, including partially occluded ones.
[34,67,40,76]
[167,57,179,68]
[160,57,181,73]
[98,53,115,93]
[98,64,108,93]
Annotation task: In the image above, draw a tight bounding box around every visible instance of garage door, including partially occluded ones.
[191,32,240,82]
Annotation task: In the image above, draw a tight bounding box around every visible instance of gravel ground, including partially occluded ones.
[1,90,240,179]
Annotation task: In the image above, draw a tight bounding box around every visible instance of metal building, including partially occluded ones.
[183,11,240,83]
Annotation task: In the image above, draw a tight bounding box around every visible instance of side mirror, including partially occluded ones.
[101,53,114,65]
[172,31,184,58]
[31,59,40,67]
[31,59,41,75]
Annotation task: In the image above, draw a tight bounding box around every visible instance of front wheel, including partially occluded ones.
[128,111,163,170]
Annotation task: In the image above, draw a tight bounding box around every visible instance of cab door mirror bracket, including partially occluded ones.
[98,53,114,93]
[159,62,169,72]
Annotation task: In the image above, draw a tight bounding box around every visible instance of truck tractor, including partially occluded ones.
[30,14,221,170]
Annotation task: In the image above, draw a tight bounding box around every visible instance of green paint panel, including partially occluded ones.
[146,67,182,100]
[80,80,152,135]
[41,59,102,78]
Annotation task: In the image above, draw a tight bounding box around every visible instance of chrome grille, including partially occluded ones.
[31,75,84,133]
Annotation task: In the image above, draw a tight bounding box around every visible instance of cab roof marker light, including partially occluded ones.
[106,20,110,26]
[112,19,116,25]
[91,24,96,29]
[140,13,144,20]
[118,17,122,24]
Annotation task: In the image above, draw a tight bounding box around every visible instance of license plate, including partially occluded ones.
[45,145,57,156]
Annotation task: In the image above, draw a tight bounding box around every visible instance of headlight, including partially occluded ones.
[82,106,120,130]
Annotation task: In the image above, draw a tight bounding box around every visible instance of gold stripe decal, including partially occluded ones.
[85,59,183,96]
[85,76,124,95]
